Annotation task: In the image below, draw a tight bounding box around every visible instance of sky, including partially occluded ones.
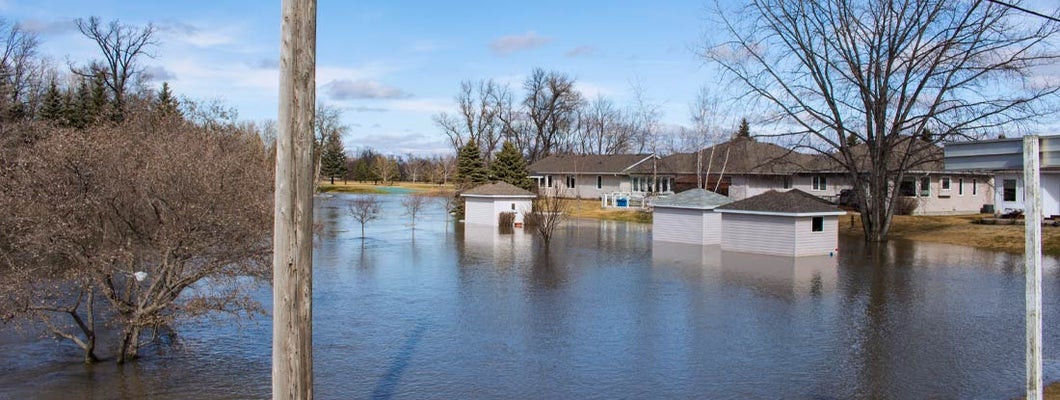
[1,0,732,155]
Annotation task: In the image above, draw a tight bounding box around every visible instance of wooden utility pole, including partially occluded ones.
[1024,135,1043,400]
[273,0,316,399]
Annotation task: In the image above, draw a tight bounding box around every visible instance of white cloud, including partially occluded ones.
[490,31,553,55]
[143,65,177,81]
[565,45,597,58]
[575,81,615,98]
[19,19,77,35]
[387,98,455,114]
[323,78,410,100]
[157,19,238,48]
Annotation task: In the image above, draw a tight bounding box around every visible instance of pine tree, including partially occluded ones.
[155,82,181,118]
[39,81,64,124]
[320,133,348,184]
[65,79,92,129]
[735,117,752,140]
[456,141,489,186]
[490,141,533,191]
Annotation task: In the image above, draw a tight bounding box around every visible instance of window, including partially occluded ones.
[958,178,964,196]
[919,177,930,197]
[596,175,603,190]
[545,175,552,188]
[812,176,827,191]
[811,217,824,232]
[566,175,576,189]
[783,177,792,189]
[511,203,516,210]
[1003,179,1017,202]
[972,179,978,195]
[940,177,951,191]
[900,177,916,197]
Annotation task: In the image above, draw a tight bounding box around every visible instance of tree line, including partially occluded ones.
[0,17,273,363]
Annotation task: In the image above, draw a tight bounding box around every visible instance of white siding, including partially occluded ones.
[793,216,839,256]
[721,213,796,256]
[543,174,626,199]
[465,197,532,226]
[652,208,722,245]
[464,198,495,226]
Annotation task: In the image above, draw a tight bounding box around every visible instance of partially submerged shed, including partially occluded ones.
[716,189,845,257]
[460,182,536,226]
[651,189,732,245]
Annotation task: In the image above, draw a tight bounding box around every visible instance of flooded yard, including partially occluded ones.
[2,193,1060,399]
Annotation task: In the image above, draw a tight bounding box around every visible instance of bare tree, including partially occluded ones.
[705,0,1060,241]
[575,95,637,154]
[315,103,349,187]
[686,87,733,189]
[0,112,272,363]
[401,193,427,230]
[372,154,399,184]
[75,17,157,121]
[0,18,40,119]
[525,193,569,248]
[432,79,508,165]
[348,196,382,237]
[522,68,584,163]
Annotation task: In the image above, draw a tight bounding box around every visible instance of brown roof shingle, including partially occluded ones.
[716,189,844,214]
[462,181,536,197]
[636,137,816,175]
[528,154,654,174]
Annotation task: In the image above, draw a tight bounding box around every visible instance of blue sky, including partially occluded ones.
[2,0,730,155]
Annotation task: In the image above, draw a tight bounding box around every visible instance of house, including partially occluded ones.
[651,189,732,245]
[944,136,1060,217]
[645,137,992,215]
[716,189,846,257]
[527,153,658,199]
[460,182,536,226]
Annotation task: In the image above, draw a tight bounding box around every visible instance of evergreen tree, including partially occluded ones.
[456,141,489,185]
[39,81,64,124]
[65,79,92,129]
[155,82,181,118]
[490,141,533,191]
[88,73,108,122]
[320,133,348,184]
[735,117,752,140]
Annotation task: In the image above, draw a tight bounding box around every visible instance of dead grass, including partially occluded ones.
[841,213,1060,257]
[565,199,652,224]
[1013,381,1060,399]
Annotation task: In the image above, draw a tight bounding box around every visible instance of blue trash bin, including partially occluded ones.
[616,198,628,207]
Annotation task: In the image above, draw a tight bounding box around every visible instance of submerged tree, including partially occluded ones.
[401,193,427,231]
[0,108,273,363]
[348,196,382,237]
[704,0,1060,241]
[525,193,569,248]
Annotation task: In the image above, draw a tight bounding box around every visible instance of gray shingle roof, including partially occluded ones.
[461,181,536,197]
[716,189,844,215]
[652,189,732,210]
[528,154,654,174]
[634,137,816,175]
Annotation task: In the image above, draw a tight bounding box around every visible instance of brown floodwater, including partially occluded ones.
[1,193,1058,399]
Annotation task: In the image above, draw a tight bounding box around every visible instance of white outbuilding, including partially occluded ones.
[716,189,846,257]
[651,189,732,245]
[460,182,536,227]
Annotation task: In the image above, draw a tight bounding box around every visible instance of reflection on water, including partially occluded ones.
[2,193,1059,399]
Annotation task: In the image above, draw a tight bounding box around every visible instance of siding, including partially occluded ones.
[793,216,839,256]
[543,174,626,199]
[491,199,532,225]
[652,208,721,245]
[721,213,796,256]
[464,198,495,226]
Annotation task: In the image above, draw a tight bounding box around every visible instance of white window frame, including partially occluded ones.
[958,178,964,196]
[940,176,951,191]
[972,179,977,196]
[812,176,827,191]
[566,175,576,189]
[596,175,603,190]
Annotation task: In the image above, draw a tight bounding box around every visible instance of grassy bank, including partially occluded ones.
[317,181,450,194]
[566,199,652,223]
[840,213,1060,257]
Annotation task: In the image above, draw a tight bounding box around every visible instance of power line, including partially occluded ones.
[985,0,1060,24]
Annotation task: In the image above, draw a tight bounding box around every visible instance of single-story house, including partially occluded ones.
[460,182,536,226]
[527,153,659,199]
[944,135,1060,217]
[716,189,846,257]
[651,189,732,245]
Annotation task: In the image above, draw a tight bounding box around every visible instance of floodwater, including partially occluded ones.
[3,193,1060,399]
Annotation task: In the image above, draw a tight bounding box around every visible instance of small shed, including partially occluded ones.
[651,189,732,245]
[716,189,845,257]
[460,182,536,227]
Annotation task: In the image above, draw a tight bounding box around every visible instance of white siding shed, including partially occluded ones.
[460,182,536,227]
[651,189,732,245]
[716,189,845,257]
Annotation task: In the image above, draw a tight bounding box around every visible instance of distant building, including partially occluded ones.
[460,182,536,226]
[651,189,732,245]
[527,153,659,199]
[716,189,846,257]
